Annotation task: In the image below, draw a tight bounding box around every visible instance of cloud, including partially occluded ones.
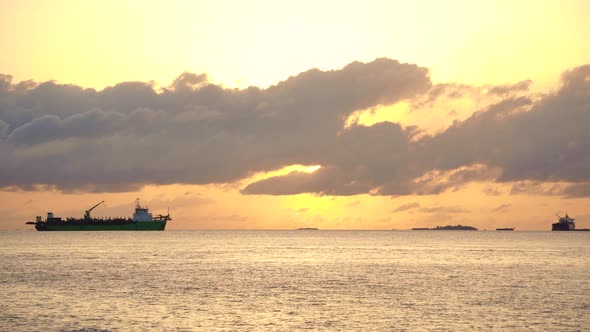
[491,203,512,213]
[487,80,532,95]
[429,65,590,184]
[507,181,590,198]
[245,64,590,196]
[483,186,504,196]
[1,59,589,198]
[0,119,8,139]
[6,110,126,145]
[393,202,420,212]
[509,181,564,196]
[561,183,590,198]
[419,205,468,214]
[0,58,431,192]
[345,200,361,207]
[169,72,208,92]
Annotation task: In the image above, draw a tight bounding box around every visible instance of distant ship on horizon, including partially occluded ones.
[496,227,515,231]
[26,199,171,231]
[412,225,478,231]
[550,213,590,231]
[552,213,576,231]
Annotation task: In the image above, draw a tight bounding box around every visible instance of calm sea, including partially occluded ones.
[0,230,588,331]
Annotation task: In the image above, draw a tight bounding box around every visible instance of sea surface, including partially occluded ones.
[0,230,588,331]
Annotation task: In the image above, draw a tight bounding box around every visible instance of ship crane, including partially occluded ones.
[555,213,573,221]
[154,208,172,221]
[154,213,172,221]
[84,200,105,220]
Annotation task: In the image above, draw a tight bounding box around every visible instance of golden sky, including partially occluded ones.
[2,0,589,89]
[1,0,589,230]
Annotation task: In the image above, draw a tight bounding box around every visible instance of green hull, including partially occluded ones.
[36,221,167,231]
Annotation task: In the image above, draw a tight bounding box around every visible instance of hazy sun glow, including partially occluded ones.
[245,164,322,184]
[346,102,411,129]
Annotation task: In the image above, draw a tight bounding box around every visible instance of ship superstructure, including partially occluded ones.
[26,199,171,231]
[552,213,575,231]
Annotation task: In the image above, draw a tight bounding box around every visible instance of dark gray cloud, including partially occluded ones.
[428,68,590,183]
[0,58,431,191]
[559,183,590,198]
[241,121,416,196]
[6,110,126,145]
[0,119,8,139]
[1,60,589,197]
[244,64,590,196]
[509,181,564,196]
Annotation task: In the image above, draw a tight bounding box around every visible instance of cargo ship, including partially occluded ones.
[26,199,171,231]
[552,213,575,231]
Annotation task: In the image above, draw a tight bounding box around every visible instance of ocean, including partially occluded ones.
[0,230,588,331]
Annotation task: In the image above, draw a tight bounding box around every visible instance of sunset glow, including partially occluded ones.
[1,0,589,230]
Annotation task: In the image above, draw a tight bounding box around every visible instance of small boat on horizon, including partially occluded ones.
[496,227,515,231]
[297,227,319,230]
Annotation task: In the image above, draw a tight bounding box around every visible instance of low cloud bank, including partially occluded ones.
[1,60,589,196]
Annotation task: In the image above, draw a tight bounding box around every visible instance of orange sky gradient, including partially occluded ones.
[1,0,589,230]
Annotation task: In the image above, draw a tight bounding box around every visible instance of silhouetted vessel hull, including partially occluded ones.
[552,213,575,231]
[27,199,171,231]
[496,228,515,231]
[34,221,167,231]
[552,222,575,231]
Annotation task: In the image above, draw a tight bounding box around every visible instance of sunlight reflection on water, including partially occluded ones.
[1,230,588,331]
